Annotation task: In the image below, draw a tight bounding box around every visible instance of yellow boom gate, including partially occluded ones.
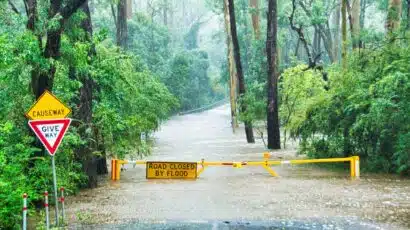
[111,154,360,181]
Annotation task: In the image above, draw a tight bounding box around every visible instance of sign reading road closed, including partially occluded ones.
[25,90,72,120]
[146,162,197,179]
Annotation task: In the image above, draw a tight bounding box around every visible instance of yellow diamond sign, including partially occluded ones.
[25,90,71,120]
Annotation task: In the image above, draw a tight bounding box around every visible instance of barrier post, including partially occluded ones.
[350,157,355,178]
[354,156,360,178]
[60,187,65,224]
[22,193,27,230]
[111,159,117,180]
[116,160,122,180]
[263,161,278,177]
[197,159,206,176]
[44,191,49,230]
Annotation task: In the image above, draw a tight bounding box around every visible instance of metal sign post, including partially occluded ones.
[25,90,72,228]
[51,156,59,226]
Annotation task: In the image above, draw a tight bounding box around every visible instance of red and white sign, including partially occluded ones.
[28,119,71,156]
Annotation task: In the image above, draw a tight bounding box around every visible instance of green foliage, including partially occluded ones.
[291,43,410,175]
[128,13,171,75]
[279,64,326,139]
[92,43,178,157]
[0,4,179,228]
[184,21,202,50]
[164,50,223,111]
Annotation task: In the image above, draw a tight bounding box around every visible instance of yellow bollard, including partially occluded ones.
[350,157,355,178]
[350,156,360,179]
[111,159,117,180]
[354,156,360,178]
[115,160,122,180]
[263,152,270,160]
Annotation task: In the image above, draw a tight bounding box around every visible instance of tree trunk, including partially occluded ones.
[407,0,410,30]
[298,1,335,62]
[266,0,281,149]
[313,27,321,55]
[224,0,238,131]
[117,0,128,48]
[126,0,132,19]
[26,0,37,31]
[351,0,361,48]
[333,0,341,61]
[342,0,347,68]
[163,0,168,26]
[38,0,64,98]
[227,0,255,143]
[386,0,402,34]
[78,2,104,187]
[360,0,366,30]
[249,0,260,39]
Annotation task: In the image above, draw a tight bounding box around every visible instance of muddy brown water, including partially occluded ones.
[65,104,410,229]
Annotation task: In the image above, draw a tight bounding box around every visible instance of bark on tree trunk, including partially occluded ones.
[227,0,255,143]
[126,0,132,19]
[351,0,361,48]
[117,0,128,48]
[78,2,104,187]
[407,0,410,30]
[223,0,238,131]
[360,0,366,30]
[266,0,281,149]
[250,0,260,39]
[26,0,37,31]
[163,0,168,26]
[333,0,341,61]
[386,0,402,34]
[342,0,347,68]
[360,0,366,47]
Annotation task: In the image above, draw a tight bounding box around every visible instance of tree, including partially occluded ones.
[227,0,255,143]
[249,0,260,39]
[223,0,238,131]
[27,0,88,99]
[342,0,347,68]
[407,0,410,30]
[75,1,106,188]
[163,0,168,26]
[386,0,402,34]
[127,0,132,19]
[266,0,280,149]
[117,0,128,48]
[333,0,341,61]
[351,0,361,48]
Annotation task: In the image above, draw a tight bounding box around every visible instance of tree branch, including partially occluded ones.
[23,0,29,16]
[299,0,334,62]
[345,0,354,41]
[110,3,117,29]
[289,0,329,89]
[289,0,314,67]
[60,0,87,19]
[8,0,20,14]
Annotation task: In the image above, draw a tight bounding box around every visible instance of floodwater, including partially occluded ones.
[66,104,410,229]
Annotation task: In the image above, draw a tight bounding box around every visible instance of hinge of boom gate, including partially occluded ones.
[233,162,247,168]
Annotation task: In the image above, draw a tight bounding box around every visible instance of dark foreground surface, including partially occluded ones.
[71,218,391,230]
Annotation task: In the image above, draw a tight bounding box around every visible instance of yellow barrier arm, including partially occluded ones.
[111,155,360,180]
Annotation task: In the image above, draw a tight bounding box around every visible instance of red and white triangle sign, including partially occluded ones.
[28,119,71,156]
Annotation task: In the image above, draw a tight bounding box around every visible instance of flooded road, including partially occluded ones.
[66,104,410,229]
